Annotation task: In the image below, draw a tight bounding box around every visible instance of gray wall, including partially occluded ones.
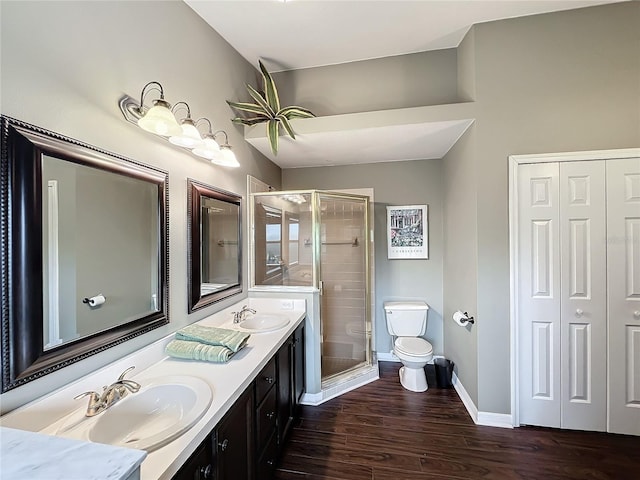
[447,2,640,414]
[273,49,458,116]
[284,2,639,416]
[0,0,280,412]
[282,160,444,358]
[442,127,479,405]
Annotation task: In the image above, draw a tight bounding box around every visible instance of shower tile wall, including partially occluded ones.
[321,198,366,364]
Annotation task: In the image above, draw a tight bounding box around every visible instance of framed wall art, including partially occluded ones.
[386,204,428,259]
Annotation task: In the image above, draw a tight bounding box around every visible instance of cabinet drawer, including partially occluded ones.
[256,432,278,480]
[255,356,276,404]
[256,385,277,452]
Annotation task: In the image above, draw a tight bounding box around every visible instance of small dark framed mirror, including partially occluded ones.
[188,179,242,312]
[1,116,169,393]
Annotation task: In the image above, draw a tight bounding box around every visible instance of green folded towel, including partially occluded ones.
[176,324,250,353]
[165,339,234,363]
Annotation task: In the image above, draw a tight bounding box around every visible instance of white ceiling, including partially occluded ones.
[185,0,621,71]
[184,0,624,168]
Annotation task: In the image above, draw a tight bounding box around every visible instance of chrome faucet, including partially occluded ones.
[75,366,141,417]
[232,305,256,323]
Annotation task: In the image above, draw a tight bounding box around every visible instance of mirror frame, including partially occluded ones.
[0,115,169,393]
[187,179,242,312]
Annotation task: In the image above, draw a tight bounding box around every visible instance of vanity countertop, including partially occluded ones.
[0,298,306,480]
[0,426,146,480]
[138,307,305,479]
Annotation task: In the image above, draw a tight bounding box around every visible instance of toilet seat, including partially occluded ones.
[394,337,433,357]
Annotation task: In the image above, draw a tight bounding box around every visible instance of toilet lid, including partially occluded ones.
[395,337,433,356]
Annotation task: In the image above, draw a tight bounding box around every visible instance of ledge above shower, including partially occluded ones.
[243,102,476,168]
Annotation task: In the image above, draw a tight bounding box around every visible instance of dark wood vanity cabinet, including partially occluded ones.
[172,388,253,480]
[173,437,214,480]
[173,321,305,480]
[292,322,305,418]
[214,387,254,480]
[276,321,305,445]
[255,356,279,479]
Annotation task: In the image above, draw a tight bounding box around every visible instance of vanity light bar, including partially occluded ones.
[118,82,239,168]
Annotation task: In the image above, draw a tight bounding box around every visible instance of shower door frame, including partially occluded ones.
[248,189,373,388]
[315,191,373,388]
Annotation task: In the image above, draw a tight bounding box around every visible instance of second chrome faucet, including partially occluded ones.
[75,366,141,417]
[232,305,256,324]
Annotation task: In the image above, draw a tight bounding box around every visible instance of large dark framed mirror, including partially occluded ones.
[188,179,242,312]
[1,116,169,393]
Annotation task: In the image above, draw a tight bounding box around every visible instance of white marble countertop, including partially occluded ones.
[0,426,146,480]
[0,298,306,480]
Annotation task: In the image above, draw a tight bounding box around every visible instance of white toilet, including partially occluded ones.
[384,301,433,392]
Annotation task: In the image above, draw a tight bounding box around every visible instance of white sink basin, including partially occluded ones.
[239,314,290,333]
[54,375,212,452]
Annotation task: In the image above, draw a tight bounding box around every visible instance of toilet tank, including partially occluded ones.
[384,301,429,336]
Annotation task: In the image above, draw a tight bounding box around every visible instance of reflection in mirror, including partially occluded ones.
[1,116,169,393]
[42,156,160,351]
[252,192,312,287]
[188,179,242,312]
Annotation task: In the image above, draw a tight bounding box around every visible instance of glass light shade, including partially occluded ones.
[137,99,181,137]
[212,145,240,168]
[192,137,221,160]
[169,119,203,148]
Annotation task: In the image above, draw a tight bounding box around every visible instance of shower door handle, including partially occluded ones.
[319,280,324,295]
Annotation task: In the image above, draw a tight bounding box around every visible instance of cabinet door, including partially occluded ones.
[293,321,305,411]
[215,387,254,480]
[277,335,293,445]
[172,438,213,480]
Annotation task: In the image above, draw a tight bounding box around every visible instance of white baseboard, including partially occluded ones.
[477,411,514,429]
[452,372,514,428]
[376,352,400,362]
[300,364,380,406]
[452,371,478,424]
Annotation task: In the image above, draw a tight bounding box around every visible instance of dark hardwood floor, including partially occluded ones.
[275,362,639,480]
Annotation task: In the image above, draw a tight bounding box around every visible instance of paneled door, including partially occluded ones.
[518,160,607,430]
[559,161,606,431]
[518,162,562,428]
[607,157,640,436]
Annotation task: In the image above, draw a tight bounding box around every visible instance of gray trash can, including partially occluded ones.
[434,358,454,388]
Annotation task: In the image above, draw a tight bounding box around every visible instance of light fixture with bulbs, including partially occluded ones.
[118,81,239,167]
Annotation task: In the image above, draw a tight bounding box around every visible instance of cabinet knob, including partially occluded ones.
[218,438,229,452]
[265,376,274,384]
[199,464,213,479]
[267,411,276,420]
[575,309,583,317]
[634,311,640,319]
[267,459,274,466]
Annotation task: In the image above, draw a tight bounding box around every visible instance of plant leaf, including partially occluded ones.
[259,60,280,112]
[277,114,296,140]
[226,100,268,116]
[231,117,269,126]
[267,118,280,155]
[278,105,315,119]
[247,84,275,118]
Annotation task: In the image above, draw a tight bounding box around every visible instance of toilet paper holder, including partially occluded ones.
[83,294,106,307]
[453,310,475,326]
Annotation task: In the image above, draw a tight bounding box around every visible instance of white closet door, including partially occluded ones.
[607,157,640,436]
[518,163,561,427]
[559,161,607,431]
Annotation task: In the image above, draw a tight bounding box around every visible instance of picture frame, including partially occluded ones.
[386,204,428,259]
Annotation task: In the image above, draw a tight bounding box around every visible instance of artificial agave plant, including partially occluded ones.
[227,60,315,155]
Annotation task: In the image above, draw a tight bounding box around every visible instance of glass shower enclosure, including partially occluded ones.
[250,190,372,391]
